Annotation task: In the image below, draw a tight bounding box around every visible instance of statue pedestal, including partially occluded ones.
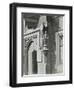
[38,63,46,74]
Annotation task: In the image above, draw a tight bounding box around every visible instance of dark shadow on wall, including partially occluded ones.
[46,16,59,74]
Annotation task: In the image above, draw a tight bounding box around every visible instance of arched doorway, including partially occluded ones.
[28,41,37,75]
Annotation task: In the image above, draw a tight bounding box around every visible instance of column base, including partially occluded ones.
[38,63,46,74]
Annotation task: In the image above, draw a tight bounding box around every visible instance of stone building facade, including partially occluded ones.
[22,14,63,76]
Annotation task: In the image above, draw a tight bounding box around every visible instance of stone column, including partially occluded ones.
[42,30,48,74]
[24,48,28,75]
[23,19,26,33]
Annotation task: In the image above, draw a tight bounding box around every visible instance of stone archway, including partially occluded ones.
[23,34,38,75]
[27,40,37,75]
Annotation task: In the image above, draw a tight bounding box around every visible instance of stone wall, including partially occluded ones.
[46,16,59,74]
